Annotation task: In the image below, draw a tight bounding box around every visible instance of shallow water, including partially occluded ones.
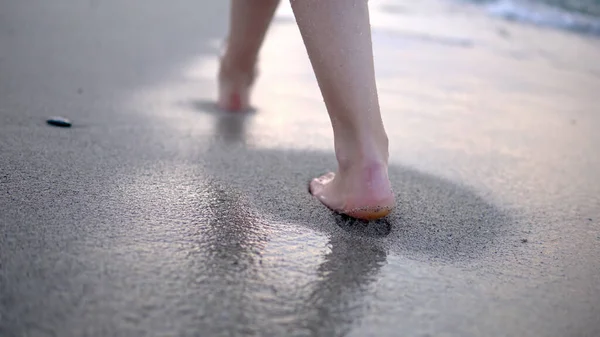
[472,0,600,17]
[463,0,600,34]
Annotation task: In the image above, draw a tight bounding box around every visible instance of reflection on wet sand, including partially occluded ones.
[181,111,388,336]
[183,179,388,336]
[296,237,387,336]
[188,99,253,144]
[185,181,268,335]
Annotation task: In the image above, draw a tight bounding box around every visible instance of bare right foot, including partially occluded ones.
[310,162,395,220]
[289,0,394,220]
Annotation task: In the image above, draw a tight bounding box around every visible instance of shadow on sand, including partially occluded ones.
[188,98,510,262]
[109,99,511,336]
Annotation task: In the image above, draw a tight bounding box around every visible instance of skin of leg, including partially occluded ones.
[290,0,395,220]
[218,0,281,111]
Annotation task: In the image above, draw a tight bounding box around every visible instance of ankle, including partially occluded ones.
[335,133,389,171]
[339,160,392,199]
[220,49,257,76]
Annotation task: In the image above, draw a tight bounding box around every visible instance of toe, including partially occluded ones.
[315,172,336,184]
[309,172,335,196]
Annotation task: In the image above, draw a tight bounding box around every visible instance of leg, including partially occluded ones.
[218,0,281,112]
[290,0,395,220]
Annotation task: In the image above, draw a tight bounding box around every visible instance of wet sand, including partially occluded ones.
[1,0,599,336]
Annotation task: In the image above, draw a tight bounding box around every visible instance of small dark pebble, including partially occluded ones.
[47,117,72,128]
[521,238,528,243]
[77,88,83,94]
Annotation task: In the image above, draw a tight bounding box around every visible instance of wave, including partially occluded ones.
[483,0,600,35]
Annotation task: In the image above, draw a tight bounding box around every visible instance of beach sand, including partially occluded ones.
[1,0,599,336]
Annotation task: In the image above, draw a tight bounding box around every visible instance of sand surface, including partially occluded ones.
[1,0,599,336]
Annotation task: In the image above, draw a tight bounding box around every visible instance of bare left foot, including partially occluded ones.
[217,57,256,112]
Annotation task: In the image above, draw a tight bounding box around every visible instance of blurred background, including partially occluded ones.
[467,0,600,34]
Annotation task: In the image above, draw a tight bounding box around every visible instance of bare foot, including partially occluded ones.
[217,58,256,112]
[309,163,395,220]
